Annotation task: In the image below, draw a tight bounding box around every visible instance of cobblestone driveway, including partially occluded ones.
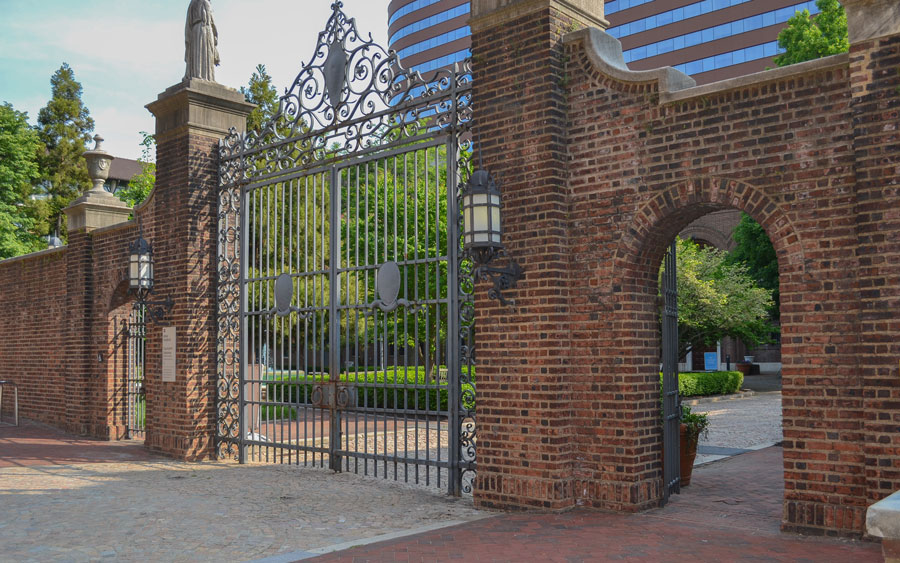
[0,459,484,562]
[692,391,783,464]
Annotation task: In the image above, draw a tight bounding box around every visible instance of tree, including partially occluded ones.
[36,63,95,240]
[726,213,779,317]
[241,64,280,133]
[662,237,776,361]
[0,103,44,258]
[116,132,156,208]
[774,0,848,67]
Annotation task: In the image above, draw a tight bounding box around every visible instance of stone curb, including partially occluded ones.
[247,516,494,562]
[682,390,757,406]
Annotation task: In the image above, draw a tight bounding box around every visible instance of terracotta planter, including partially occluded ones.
[662,424,701,487]
[680,423,699,487]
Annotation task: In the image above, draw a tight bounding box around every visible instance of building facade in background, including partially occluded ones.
[388,0,823,85]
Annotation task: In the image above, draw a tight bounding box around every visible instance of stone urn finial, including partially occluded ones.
[83,134,115,195]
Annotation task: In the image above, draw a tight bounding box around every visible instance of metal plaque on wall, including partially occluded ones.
[162,326,176,382]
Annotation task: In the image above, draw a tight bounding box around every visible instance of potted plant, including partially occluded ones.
[680,404,710,486]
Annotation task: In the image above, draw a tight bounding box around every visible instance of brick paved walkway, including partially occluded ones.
[312,447,880,562]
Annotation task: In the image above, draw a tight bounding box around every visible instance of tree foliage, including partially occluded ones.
[774,0,848,67]
[662,237,776,360]
[242,64,280,133]
[726,213,779,316]
[36,63,95,239]
[0,103,44,258]
[116,132,156,208]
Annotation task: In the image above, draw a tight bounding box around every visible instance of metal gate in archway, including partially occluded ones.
[216,2,476,495]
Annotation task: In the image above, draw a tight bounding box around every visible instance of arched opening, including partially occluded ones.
[611,177,803,523]
[107,279,145,441]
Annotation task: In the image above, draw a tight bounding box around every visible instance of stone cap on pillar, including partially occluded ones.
[470,0,609,32]
[146,78,255,144]
[842,0,900,43]
[63,134,131,233]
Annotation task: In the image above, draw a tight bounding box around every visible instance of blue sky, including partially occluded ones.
[0,0,390,160]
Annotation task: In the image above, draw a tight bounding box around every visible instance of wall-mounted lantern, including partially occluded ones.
[460,169,523,306]
[128,224,173,323]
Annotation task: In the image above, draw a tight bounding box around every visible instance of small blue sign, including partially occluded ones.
[704,352,718,371]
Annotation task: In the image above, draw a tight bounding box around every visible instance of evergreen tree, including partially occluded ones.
[774,0,848,67]
[0,103,44,258]
[241,64,280,132]
[36,63,95,239]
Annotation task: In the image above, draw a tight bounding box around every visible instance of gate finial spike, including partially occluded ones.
[331,1,343,11]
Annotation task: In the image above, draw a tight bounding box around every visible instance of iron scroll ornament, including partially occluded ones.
[218,1,473,185]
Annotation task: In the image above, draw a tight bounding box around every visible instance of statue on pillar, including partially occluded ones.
[184,0,219,81]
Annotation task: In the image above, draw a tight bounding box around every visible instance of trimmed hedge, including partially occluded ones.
[660,371,744,397]
[261,367,475,413]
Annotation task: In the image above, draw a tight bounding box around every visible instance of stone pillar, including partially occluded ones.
[144,79,253,460]
[468,0,606,510]
[843,0,900,510]
[62,136,132,437]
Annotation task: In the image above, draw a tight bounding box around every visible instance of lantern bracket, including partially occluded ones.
[470,248,524,308]
[136,296,175,324]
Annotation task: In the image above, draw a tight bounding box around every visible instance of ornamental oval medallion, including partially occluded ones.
[274,273,293,316]
[324,37,347,109]
[376,261,401,307]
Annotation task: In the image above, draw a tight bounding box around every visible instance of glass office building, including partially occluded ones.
[388,0,824,85]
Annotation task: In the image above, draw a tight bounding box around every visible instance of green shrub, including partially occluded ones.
[260,366,475,413]
[659,370,743,397]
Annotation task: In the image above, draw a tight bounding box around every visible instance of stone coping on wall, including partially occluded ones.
[659,52,850,104]
[91,218,137,237]
[0,246,66,266]
[563,28,696,93]
[563,26,850,104]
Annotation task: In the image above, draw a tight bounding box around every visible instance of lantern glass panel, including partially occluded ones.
[139,255,152,289]
[129,256,140,290]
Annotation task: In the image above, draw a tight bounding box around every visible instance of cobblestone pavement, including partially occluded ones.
[0,423,486,563]
[692,391,783,465]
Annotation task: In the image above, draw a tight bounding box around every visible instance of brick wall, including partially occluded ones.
[0,249,68,426]
[471,0,900,537]
[0,221,141,438]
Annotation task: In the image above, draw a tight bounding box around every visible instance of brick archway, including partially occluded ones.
[468,0,899,536]
[610,176,805,294]
[603,176,801,516]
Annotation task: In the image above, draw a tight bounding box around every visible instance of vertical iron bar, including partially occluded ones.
[446,138,461,495]
[329,165,341,472]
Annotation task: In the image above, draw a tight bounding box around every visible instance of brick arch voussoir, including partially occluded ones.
[606,177,805,295]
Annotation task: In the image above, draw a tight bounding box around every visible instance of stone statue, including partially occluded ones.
[184,0,219,81]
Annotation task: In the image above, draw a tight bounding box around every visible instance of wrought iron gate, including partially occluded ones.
[216,2,475,495]
[662,241,680,504]
[125,305,146,439]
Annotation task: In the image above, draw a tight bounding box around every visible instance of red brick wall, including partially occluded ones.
[0,249,68,426]
[0,221,141,438]
[471,0,900,537]
[471,4,582,511]
[141,129,220,461]
[849,34,900,509]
